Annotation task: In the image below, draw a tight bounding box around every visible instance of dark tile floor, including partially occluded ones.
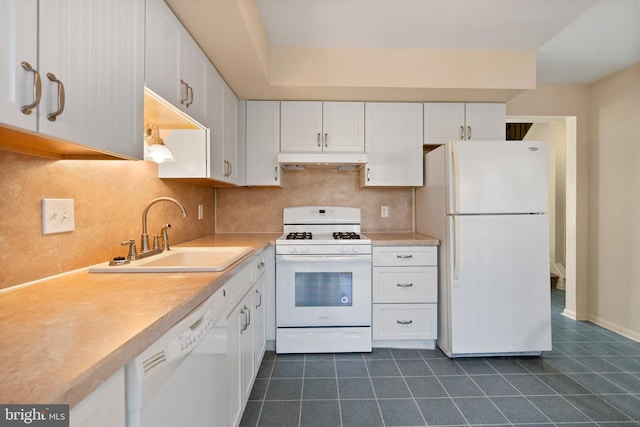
[240,289,640,426]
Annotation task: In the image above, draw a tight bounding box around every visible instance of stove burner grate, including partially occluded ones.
[286,232,313,240]
[333,232,361,240]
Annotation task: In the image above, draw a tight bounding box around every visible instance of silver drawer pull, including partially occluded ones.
[396,283,413,287]
[396,254,413,259]
[396,320,413,325]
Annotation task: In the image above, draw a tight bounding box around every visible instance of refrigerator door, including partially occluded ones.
[447,140,548,214]
[445,214,551,356]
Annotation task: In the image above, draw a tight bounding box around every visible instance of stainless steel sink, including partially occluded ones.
[89,246,254,273]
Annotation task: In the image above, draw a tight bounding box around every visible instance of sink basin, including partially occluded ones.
[89,246,254,273]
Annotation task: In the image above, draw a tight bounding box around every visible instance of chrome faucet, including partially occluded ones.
[141,197,187,253]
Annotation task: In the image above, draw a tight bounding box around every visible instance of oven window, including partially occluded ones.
[295,272,353,307]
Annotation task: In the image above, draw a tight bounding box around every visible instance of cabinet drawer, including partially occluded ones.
[373,246,437,266]
[373,304,437,340]
[373,267,437,303]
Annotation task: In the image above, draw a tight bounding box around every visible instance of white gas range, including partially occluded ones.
[275,206,372,354]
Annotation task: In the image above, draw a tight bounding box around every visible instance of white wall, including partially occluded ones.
[587,62,640,340]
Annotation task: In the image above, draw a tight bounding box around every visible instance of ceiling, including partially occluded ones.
[165,0,640,102]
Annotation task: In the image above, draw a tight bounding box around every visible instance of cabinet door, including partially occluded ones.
[280,101,322,152]
[239,291,255,409]
[423,102,465,145]
[223,85,239,183]
[145,0,180,106]
[322,102,365,152]
[0,0,38,131]
[246,101,281,186]
[362,103,423,186]
[70,368,125,427]
[208,66,225,181]
[179,33,208,126]
[38,0,144,159]
[253,273,266,373]
[227,300,243,427]
[464,103,506,141]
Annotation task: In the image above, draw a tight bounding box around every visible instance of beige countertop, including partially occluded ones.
[0,233,279,407]
[0,231,435,407]
[367,232,439,246]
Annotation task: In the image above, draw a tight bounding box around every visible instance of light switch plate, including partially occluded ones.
[42,198,75,234]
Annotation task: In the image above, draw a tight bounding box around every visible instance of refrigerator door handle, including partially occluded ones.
[453,216,460,286]
[450,140,460,213]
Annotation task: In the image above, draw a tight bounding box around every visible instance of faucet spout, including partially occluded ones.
[141,197,187,252]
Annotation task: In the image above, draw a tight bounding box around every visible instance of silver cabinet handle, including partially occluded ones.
[46,72,65,122]
[20,61,41,115]
[324,132,328,147]
[396,320,413,325]
[180,79,188,105]
[229,161,232,178]
[366,167,371,182]
[240,307,248,332]
[255,289,262,308]
[317,132,321,147]
[274,166,279,181]
[186,84,193,107]
[459,125,464,139]
[396,283,414,287]
[396,254,413,259]
[245,305,251,327]
[467,125,472,140]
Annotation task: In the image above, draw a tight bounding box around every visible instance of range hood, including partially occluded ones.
[277,152,367,170]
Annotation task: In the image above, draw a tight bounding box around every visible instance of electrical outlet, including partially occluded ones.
[198,204,204,220]
[42,199,75,234]
[381,206,389,218]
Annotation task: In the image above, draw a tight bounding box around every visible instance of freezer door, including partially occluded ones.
[447,140,548,214]
[447,214,551,356]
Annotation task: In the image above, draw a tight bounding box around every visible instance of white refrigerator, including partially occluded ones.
[416,140,552,357]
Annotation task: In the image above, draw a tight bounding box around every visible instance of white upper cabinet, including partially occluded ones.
[280,101,364,153]
[0,0,38,132]
[424,102,506,145]
[362,103,423,187]
[246,101,281,186]
[208,73,239,184]
[0,0,144,160]
[145,0,207,126]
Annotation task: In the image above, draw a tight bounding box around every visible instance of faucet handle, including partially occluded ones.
[152,235,161,251]
[161,224,172,251]
[121,239,138,261]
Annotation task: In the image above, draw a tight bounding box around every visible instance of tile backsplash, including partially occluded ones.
[215,169,413,233]
[0,151,215,289]
[1,152,414,289]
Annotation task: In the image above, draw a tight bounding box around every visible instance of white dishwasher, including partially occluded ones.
[126,288,229,427]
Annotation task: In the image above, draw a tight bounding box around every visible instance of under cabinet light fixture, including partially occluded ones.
[143,125,174,163]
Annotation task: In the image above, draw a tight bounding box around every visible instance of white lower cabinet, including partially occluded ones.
[372,246,438,349]
[226,251,268,427]
[70,368,125,427]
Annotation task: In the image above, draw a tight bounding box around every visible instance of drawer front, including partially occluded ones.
[373,246,437,266]
[373,267,437,303]
[372,304,437,340]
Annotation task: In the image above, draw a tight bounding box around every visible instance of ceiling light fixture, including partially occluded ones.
[143,125,174,163]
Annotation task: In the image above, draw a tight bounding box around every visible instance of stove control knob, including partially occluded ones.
[352,246,360,253]
[340,246,348,253]
[288,246,296,254]
[301,246,308,254]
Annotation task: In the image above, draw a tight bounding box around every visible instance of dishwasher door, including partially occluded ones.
[126,290,228,427]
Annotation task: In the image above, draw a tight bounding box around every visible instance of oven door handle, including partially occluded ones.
[276,255,372,263]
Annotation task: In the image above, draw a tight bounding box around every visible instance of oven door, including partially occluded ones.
[276,254,372,327]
